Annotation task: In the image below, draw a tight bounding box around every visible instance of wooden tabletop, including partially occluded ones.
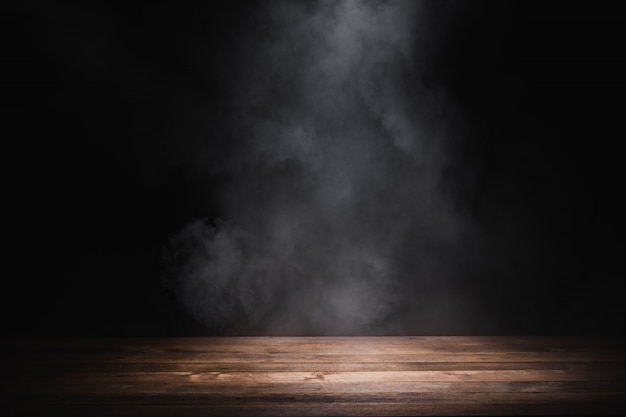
[2,337,625,416]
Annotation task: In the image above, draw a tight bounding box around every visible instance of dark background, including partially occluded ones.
[3,1,624,337]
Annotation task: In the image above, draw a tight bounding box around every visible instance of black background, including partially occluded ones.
[3,1,624,336]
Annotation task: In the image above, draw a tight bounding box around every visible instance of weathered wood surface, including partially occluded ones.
[2,337,625,416]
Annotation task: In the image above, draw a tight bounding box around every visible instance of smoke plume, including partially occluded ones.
[163,0,488,335]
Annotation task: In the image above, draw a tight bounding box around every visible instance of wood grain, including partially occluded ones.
[2,337,625,416]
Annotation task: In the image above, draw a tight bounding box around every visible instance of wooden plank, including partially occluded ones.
[4,336,624,353]
[11,369,626,387]
[5,401,626,417]
[8,360,623,373]
[7,382,626,403]
[6,391,626,406]
[6,351,626,364]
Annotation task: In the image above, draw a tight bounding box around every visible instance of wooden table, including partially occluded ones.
[2,337,625,416]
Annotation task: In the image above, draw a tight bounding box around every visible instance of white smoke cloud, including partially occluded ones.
[163,0,486,335]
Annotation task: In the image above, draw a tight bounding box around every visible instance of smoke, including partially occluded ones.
[163,0,488,335]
